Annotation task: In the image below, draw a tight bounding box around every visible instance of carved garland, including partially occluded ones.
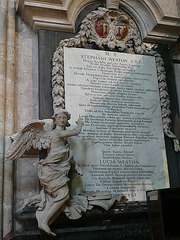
[52,7,179,151]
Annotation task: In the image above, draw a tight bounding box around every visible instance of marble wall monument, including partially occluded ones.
[1,0,180,239]
[52,5,178,201]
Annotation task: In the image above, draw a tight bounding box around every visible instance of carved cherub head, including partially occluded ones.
[52,109,71,127]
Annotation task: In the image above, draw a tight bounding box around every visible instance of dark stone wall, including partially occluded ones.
[38,3,102,119]
[156,45,180,187]
[38,30,74,119]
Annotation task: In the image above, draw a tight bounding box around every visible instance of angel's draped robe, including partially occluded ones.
[34,140,118,221]
[36,141,71,222]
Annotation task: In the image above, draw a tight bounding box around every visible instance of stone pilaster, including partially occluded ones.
[3,0,16,238]
[0,0,8,238]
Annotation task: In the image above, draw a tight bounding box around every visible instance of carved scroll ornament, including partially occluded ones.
[52,7,180,151]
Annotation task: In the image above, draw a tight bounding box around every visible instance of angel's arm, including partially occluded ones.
[60,118,84,138]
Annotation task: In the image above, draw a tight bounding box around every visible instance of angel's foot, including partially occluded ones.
[22,192,35,209]
[38,222,56,236]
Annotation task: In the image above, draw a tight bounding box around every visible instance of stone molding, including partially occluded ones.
[16,0,180,43]
[17,0,103,32]
[120,0,180,43]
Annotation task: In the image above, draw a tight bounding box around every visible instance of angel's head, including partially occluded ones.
[52,109,71,128]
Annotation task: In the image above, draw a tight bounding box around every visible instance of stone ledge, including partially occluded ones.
[9,202,149,240]
[17,0,103,32]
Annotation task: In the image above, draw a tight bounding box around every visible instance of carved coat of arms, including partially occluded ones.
[115,22,128,40]
[95,20,109,38]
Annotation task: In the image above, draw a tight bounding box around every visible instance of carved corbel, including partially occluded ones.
[106,0,120,10]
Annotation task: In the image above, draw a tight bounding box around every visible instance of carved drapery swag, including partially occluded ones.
[52,7,180,151]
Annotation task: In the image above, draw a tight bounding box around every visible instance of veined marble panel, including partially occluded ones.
[64,47,169,201]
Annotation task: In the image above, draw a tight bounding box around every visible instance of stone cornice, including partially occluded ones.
[17,0,180,43]
[17,0,103,32]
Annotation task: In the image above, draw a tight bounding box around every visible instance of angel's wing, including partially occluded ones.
[6,119,54,161]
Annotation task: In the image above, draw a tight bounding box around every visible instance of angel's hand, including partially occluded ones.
[75,164,83,177]
[75,118,84,126]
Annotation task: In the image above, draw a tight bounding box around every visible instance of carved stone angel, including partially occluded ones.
[6,109,127,236]
[6,109,84,236]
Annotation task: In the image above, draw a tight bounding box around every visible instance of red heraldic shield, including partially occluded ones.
[95,20,109,38]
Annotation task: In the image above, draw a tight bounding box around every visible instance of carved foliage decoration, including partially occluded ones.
[52,7,179,151]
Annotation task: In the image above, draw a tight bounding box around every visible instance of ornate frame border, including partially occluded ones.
[52,7,178,150]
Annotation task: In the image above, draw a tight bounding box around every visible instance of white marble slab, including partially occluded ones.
[64,47,169,201]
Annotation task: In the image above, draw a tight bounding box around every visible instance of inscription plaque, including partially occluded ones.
[64,47,169,201]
